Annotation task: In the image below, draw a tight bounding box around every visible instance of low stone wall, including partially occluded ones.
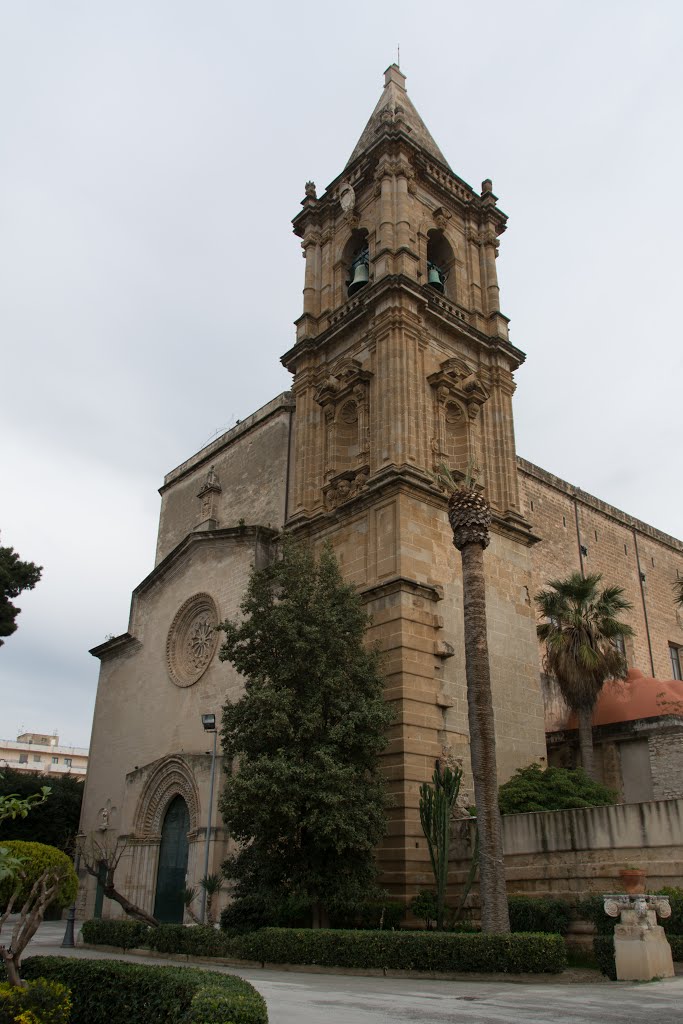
[451,798,683,901]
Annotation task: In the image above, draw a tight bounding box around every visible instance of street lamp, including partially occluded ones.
[200,713,218,925]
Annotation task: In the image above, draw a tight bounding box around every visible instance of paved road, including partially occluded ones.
[15,921,683,1024]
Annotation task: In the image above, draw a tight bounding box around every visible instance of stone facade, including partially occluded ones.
[519,459,683,684]
[80,66,683,920]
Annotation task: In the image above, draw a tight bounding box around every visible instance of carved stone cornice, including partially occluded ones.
[313,358,373,407]
[428,358,490,417]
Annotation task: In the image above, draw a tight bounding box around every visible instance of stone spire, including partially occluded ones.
[346,64,450,169]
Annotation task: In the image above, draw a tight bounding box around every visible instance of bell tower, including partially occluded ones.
[282,66,546,900]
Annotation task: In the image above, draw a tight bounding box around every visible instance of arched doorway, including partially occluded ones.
[153,794,190,923]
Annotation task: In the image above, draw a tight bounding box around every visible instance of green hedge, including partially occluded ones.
[21,958,266,1024]
[146,924,235,957]
[507,896,572,936]
[80,918,150,950]
[655,888,683,935]
[227,927,567,973]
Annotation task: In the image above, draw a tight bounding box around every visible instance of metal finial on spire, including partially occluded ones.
[397,44,400,68]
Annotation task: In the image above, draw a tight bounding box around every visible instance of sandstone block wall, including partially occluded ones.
[450,799,683,903]
[155,393,293,564]
[518,458,683,681]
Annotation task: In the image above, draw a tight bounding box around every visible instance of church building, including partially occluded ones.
[80,66,683,923]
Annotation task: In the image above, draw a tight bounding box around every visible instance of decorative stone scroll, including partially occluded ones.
[314,359,373,485]
[166,593,220,688]
[428,357,489,473]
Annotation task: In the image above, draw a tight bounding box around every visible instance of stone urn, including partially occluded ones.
[618,868,647,894]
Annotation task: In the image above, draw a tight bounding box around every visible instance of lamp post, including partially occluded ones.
[200,713,218,925]
[61,832,85,948]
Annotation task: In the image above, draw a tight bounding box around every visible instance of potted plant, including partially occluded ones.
[618,866,647,894]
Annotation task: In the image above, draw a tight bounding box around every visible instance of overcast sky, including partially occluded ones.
[1,1,682,747]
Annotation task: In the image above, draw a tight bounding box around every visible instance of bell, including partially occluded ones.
[428,262,444,292]
[348,261,369,295]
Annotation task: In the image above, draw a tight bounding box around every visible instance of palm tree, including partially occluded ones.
[440,465,510,934]
[674,578,683,609]
[536,572,633,780]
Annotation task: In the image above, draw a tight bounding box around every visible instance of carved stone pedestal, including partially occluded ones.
[604,895,674,981]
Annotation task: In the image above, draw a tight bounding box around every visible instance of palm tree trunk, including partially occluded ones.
[460,542,510,934]
[577,706,596,780]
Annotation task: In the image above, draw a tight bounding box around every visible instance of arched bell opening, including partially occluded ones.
[153,794,190,924]
[343,229,370,297]
[426,229,455,300]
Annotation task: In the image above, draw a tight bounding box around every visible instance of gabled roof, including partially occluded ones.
[346,64,450,169]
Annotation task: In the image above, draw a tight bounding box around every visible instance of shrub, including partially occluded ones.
[410,890,438,929]
[592,935,617,979]
[146,924,234,957]
[0,842,77,911]
[227,927,567,973]
[507,896,572,936]
[21,958,266,1024]
[330,900,406,931]
[498,765,616,815]
[80,918,150,950]
[0,978,71,1024]
[655,887,683,935]
[575,895,614,935]
[669,936,683,962]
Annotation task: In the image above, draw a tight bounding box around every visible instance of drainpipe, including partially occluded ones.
[633,527,655,677]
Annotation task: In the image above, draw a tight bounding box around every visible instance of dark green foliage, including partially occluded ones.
[0,770,82,853]
[507,896,572,935]
[655,888,683,934]
[669,935,683,961]
[0,842,77,909]
[499,764,616,814]
[329,900,406,931]
[146,924,235,957]
[0,542,42,647]
[0,977,71,1024]
[592,936,617,979]
[576,895,615,935]
[227,927,567,973]
[20,957,267,1024]
[80,918,150,950]
[410,890,438,929]
[218,540,394,926]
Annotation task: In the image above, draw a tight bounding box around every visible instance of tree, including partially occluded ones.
[674,578,683,610]
[77,832,159,928]
[536,572,633,780]
[0,778,50,888]
[0,541,42,647]
[418,760,462,931]
[498,763,616,814]
[218,540,393,929]
[0,841,77,986]
[440,466,510,934]
[0,770,79,853]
